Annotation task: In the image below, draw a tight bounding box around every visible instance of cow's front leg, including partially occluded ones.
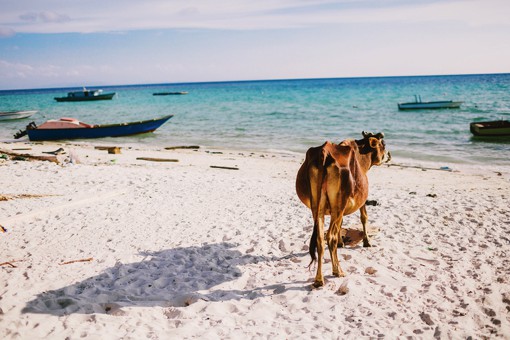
[360,205,371,247]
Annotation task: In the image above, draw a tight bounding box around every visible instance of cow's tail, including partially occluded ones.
[308,146,329,268]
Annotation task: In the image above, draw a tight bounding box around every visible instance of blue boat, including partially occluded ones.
[14,115,173,141]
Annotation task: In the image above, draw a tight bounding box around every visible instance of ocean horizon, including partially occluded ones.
[2,72,508,92]
[1,73,509,169]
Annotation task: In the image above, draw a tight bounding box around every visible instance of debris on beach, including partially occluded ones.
[0,260,24,267]
[388,163,455,172]
[137,157,179,162]
[210,165,239,170]
[42,148,66,155]
[0,148,59,163]
[0,194,55,201]
[365,267,377,275]
[336,280,349,295]
[59,257,93,265]
[165,145,200,150]
[94,146,122,154]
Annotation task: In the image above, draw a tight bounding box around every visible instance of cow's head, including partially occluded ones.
[358,131,391,166]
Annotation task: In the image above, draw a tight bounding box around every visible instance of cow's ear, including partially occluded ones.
[369,137,379,148]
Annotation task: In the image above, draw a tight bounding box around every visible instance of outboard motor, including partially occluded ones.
[13,122,37,139]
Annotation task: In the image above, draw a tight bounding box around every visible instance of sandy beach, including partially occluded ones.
[1,141,509,339]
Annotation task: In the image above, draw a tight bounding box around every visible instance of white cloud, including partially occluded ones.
[19,11,70,23]
[0,0,508,34]
[0,59,99,80]
[0,59,34,78]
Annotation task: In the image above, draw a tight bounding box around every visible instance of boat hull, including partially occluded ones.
[27,115,173,141]
[0,110,37,121]
[54,93,116,102]
[153,92,188,96]
[398,101,462,110]
[470,120,510,137]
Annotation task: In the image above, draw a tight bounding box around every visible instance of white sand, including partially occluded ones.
[1,141,509,339]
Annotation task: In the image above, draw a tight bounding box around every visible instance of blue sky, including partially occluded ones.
[0,0,509,90]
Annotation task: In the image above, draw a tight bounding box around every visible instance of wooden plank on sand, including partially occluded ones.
[210,165,239,170]
[0,148,58,163]
[136,157,179,162]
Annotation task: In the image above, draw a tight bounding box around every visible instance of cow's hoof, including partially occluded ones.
[312,281,324,288]
[363,240,372,247]
[333,271,346,278]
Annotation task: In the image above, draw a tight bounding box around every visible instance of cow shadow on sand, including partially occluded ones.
[23,242,308,316]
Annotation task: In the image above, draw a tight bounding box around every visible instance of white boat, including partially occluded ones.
[398,95,462,110]
[54,88,116,102]
[0,110,37,121]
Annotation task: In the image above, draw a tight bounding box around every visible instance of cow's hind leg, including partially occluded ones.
[327,214,345,277]
[326,177,346,278]
[309,167,327,288]
[313,216,326,287]
[360,204,372,247]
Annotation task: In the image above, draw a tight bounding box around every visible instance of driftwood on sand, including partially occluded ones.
[0,260,24,268]
[0,194,55,201]
[59,258,94,265]
[0,148,59,163]
[210,165,239,170]
[136,157,179,162]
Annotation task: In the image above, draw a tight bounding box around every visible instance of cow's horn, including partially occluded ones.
[362,131,369,138]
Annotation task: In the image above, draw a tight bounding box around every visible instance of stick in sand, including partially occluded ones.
[59,257,93,265]
[136,157,179,162]
[0,260,24,268]
[210,165,239,170]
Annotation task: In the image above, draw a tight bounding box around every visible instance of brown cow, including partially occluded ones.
[296,131,389,287]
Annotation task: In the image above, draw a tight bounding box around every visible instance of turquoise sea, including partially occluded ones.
[1,74,509,167]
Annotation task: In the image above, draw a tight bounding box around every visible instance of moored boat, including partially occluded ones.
[470,120,510,137]
[54,88,116,102]
[153,91,188,96]
[398,95,462,110]
[0,110,37,121]
[14,115,173,141]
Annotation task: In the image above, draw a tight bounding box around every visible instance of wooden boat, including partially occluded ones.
[470,120,510,137]
[398,95,462,110]
[14,115,173,141]
[153,91,188,96]
[0,110,37,121]
[54,88,116,102]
